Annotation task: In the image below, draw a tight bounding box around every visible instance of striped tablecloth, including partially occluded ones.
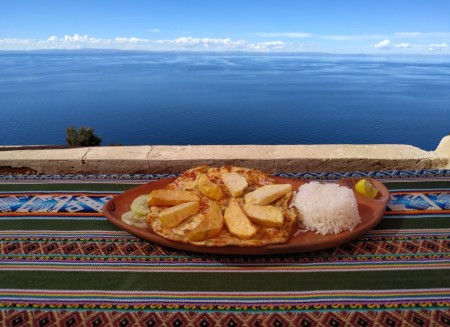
[0,171,449,327]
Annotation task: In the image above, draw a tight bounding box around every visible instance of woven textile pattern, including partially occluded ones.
[0,171,449,326]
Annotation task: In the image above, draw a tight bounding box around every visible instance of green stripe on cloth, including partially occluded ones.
[2,216,445,231]
[384,180,450,190]
[1,270,449,292]
[375,217,450,230]
[0,219,120,231]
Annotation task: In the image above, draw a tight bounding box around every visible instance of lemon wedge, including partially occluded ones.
[355,179,378,199]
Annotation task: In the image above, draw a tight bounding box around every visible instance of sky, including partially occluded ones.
[1,0,449,54]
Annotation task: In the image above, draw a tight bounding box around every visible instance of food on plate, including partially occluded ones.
[121,195,150,228]
[146,165,298,247]
[245,184,292,205]
[130,194,151,216]
[121,210,148,229]
[222,172,248,197]
[159,201,200,227]
[119,165,375,248]
[293,182,361,235]
[197,174,224,200]
[147,189,200,206]
[188,201,224,242]
[242,203,284,228]
[355,179,378,199]
[224,198,258,239]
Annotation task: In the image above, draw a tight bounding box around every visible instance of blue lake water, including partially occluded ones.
[0,51,449,150]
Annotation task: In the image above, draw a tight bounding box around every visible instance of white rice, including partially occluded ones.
[293,182,361,235]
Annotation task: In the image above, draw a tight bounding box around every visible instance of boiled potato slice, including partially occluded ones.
[224,198,257,239]
[244,184,292,205]
[159,201,200,227]
[130,194,150,216]
[147,189,200,206]
[197,174,223,200]
[222,172,248,198]
[188,201,224,242]
[242,203,284,228]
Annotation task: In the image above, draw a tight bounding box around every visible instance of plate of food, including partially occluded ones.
[103,165,390,255]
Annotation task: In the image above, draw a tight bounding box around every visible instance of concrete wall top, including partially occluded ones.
[0,136,449,174]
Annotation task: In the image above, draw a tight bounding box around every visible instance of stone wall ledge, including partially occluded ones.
[0,136,449,174]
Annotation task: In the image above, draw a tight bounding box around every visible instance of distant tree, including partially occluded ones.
[66,126,102,146]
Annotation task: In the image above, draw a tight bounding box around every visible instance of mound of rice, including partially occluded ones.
[293,182,361,235]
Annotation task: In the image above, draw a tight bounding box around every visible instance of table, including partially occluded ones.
[0,170,449,326]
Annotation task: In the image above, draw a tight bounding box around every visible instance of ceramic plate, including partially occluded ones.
[103,177,389,255]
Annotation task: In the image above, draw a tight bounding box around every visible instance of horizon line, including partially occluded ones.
[1,48,450,57]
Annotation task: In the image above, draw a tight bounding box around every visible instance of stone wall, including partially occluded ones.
[0,136,449,174]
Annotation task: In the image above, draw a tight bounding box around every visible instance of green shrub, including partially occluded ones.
[66,126,102,146]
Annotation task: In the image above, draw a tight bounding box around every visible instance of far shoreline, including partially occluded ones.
[1,49,450,59]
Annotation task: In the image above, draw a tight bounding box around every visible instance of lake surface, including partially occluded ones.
[1,51,449,150]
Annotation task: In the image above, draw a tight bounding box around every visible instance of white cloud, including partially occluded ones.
[1,32,448,53]
[324,34,384,41]
[179,37,242,47]
[428,43,448,51]
[0,33,286,52]
[374,39,392,49]
[394,32,450,38]
[374,40,412,50]
[256,32,386,41]
[64,34,89,42]
[155,36,249,49]
[247,41,285,51]
[147,28,160,33]
[374,39,449,52]
[115,37,149,44]
[394,32,425,37]
[0,38,33,46]
[374,37,449,52]
[255,32,312,38]
[43,34,109,48]
[323,35,354,41]
[30,33,151,49]
[154,37,286,51]
[394,42,411,49]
